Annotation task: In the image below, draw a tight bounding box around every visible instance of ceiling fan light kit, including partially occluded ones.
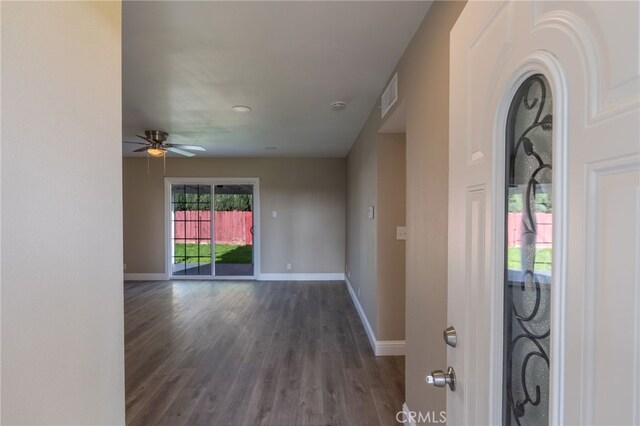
[147,147,167,157]
[123,130,205,159]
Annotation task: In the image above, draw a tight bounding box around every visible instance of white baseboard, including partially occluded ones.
[402,403,417,426]
[124,273,167,281]
[344,277,406,356]
[376,340,406,356]
[209,275,256,281]
[124,272,345,282]
[345,277,378,353]
[258,273,345,281]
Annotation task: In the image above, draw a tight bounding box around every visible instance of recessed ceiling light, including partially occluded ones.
[331,101,346,111]
[232,105,252,113]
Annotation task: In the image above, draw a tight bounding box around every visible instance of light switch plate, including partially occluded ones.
[396,226,407,240]
[272,210,277,218]
[367,206,375,220]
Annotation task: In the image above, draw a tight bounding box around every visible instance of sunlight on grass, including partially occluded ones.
[174,243,252,264]
[507,247,552,272]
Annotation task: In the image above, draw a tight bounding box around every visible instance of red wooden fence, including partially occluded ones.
[173,211,253,245]
[507,212,552,248]
[175,210,548,248]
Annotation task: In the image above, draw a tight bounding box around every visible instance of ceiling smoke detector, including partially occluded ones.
[331,101,346,111]
[232,105,252,113]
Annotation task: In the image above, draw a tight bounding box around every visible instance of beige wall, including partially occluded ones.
[397,0,467,415]
[0,4,3,420]
[123,157,346,275]
[345,0,466,414]
[377,133,406,341]
[1,2,125,424]
[346,113,380,334]
[346,119,407,342]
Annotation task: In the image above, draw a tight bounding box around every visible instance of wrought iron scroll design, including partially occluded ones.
[504,75,553,426]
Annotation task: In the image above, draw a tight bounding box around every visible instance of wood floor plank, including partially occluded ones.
[296,336,324,426]
[124,280,405,425]
[320,350,350,426]
[342,368,383,426]
[371,387,403,426]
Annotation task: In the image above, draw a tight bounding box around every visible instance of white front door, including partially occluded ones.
[443,1,639,424]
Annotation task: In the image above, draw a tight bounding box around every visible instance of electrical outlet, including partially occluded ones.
[286,263,292,271]
[272,210,277,218]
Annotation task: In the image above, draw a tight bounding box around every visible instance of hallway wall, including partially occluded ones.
[376,134,406,341]
[345,0,467,415]
[345,118,407,346]
[1,2,125,423]
[401,1,467,413]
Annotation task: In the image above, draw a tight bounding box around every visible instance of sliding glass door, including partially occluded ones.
[167,179,259,279]
[170,184,212,276]
[213,184,254,277]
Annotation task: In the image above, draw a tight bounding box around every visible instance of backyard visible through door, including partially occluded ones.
[213,184,254,276]
[170,182,255,278]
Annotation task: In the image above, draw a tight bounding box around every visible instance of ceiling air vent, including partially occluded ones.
[381,72,398,118]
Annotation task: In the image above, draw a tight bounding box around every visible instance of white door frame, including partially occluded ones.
[164,177,261,280]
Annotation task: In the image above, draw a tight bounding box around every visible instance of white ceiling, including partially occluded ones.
[122,1,431,158]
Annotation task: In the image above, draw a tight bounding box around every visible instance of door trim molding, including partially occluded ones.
[401,403,417,426]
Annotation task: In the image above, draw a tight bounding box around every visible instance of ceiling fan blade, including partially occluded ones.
[167,147,196,157]
[133,146,150,153]
[123,141,149,145]
[136,134,154,143]
[167,143,206,151]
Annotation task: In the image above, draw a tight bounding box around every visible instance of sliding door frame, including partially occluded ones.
[164,177,261,280]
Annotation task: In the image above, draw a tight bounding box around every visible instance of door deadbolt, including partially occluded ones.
[443,326,457,347]
[426,366,456,391]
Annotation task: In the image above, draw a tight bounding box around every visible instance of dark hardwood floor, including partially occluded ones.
[124,280,405,425]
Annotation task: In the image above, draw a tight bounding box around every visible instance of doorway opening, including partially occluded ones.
[165,178,260,280]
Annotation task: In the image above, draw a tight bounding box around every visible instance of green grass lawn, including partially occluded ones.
[507,247,552,272]
[215,244,253,264]
[174,244,252,264]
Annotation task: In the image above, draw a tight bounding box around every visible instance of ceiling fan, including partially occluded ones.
[124,130,205,157]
